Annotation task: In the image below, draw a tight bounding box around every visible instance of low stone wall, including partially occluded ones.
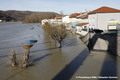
[82,32,120,56]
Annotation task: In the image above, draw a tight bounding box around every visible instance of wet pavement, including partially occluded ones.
[0,22,120,80]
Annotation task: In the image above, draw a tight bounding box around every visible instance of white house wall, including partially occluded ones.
[76,18,83,23]
[69,18,79,23]
[62,16,69,23]
[88,14,97,29]
[89,13,120,30]
[76,26,82,32]
[82,19,89,23]
[98,13,120,30]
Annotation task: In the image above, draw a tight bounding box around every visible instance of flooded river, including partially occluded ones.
[0,22,119,80]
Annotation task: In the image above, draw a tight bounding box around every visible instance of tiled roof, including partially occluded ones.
[56,15,66,19]
[81,15,88,19]
[50,17,55,19]
[89,6,120,14]
[76,23,89,26]
[77,14,88,19]
[77,12,87,17]
[69,13,80,18]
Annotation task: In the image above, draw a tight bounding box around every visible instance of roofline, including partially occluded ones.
[88,12,120,15]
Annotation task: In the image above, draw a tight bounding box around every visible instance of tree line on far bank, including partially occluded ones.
[23,12,58,23]
[0,10,59,23]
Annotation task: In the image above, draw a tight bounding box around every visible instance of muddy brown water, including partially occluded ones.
[0,22,120,80]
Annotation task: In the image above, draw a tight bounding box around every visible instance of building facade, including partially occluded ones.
[88,6,120,31]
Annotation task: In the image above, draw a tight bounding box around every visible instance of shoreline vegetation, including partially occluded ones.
[0,10,59,23]
[23,12,59,23]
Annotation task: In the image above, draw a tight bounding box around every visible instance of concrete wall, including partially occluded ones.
[83,32,120,56]
[88,12,120,30]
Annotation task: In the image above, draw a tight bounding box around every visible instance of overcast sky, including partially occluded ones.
[0,0,120,14]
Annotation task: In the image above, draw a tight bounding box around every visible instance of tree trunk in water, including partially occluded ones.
[11,49,17,67]
[55,40,56,47]
[23,50,29,68]
[59,42,62,48]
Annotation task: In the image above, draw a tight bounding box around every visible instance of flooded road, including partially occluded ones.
[0,22,120,80]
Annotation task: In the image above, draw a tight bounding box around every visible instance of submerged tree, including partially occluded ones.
[43,23,67,48]
[52,25,67,48]
[42,22,51,32]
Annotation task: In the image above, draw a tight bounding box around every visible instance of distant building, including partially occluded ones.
[69,13,80,23]
[76,23,89,30]
[62,15,69,23]
[77,12,88,23]
[41,19,49,25]
[41,15,67,25]
[55,15,67,23]
[88,6,120,31]
[76,12,89,27]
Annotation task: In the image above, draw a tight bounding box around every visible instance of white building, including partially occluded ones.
[75,12,89,35]
[88,6,120,31]
[69,13,80,23]
[41,19,49,25]
[77,12,89,23]
[62,16,69,23]
[41,15,67,25]
[75,23,89,32]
